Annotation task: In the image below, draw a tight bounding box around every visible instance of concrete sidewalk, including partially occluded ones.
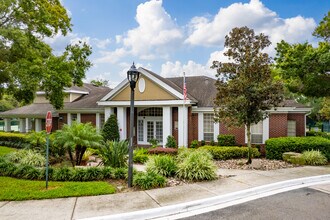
[0,166,329,220]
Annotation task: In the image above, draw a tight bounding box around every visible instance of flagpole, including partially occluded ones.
[182,72,185,148]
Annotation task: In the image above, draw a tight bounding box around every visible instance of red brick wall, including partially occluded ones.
[288,113,306,136]
[220,123,246,145]
[172,107,178,145]
[269,113,288,138]
[81,114,96,126]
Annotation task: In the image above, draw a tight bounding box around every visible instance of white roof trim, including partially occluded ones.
[99,67,184,102]
[97,100,195,107]
[36,90,89,95]
[100,79,129,101]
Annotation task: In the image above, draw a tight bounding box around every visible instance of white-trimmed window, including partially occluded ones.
[287,120,296,137]
[251,122,263,144]
[203,113,214,141]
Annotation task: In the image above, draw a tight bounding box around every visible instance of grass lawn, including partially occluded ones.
[0,146,16,157]
[0,177,116,201]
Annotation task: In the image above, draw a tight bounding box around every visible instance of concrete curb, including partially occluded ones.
[78,174,330,220]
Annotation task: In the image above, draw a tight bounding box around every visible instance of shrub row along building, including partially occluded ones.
[0,67,311,147]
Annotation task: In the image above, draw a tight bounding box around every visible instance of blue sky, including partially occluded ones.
[47,0,329,87]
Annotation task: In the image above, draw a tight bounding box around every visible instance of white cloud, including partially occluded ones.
[94,48,128,64]
[185,0,316,50]
[161,60,216,78]
[94,38,111,49]
[95,0,184,64]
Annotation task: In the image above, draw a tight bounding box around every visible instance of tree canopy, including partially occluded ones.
[212,26,284,163]
[0,0,92,109]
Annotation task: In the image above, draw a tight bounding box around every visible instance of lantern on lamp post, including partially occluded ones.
[127,62,140,187]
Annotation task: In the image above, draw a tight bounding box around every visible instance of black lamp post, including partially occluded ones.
[127,62,140,187]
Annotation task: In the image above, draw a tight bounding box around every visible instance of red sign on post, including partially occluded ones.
[46,111,52,134]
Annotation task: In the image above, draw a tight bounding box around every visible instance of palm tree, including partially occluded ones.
[54,122,103,166]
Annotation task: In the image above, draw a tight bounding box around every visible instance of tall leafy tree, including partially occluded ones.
[0,0,92,109]
[53,122,103,166]
[275,11,330,122]
[90,78,109,87]
[212,27,284,164]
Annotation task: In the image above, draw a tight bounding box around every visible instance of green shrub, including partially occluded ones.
[210,140,215,146]
[148,138,159,147]
[6,150,46,167]
[53,167,73,181]
[133,171,166,190]
[265,137,330,160]
[14,164,41,179]
[0,132,29,149]
[113,167,127,179]
[27,131,46,151]
[190,140,199,148]
[200,140,205,146]
[84,167,104,181]
[102,114,120,142]
[302,150,328,165]
[146,155,177,177]
[102,166,115,179]
[176,148,194,163]
[165,135,177,148]
[133,148,149,164]
[217,135,236,146]
[306,131,330,139]
[97,140,129,168]
[176,150,217,181]
[199,146,260,160]
[0,159,17,176]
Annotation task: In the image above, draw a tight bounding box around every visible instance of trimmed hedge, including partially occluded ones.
[199,146,260,160]
[306,131,330,139]
[0,158,128,181]
[265,137,330,160]
[217,135,235,146]
[0,132,29,148]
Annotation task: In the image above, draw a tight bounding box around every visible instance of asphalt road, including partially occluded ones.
[180,188,330,220]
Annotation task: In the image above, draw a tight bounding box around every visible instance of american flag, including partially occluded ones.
[183,72,187,103]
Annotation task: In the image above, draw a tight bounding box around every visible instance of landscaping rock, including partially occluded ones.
[215,158,299,170]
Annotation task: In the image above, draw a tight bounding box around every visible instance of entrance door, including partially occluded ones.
[137,117,163,145]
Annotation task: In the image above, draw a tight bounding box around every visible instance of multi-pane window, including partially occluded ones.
[155,121,163,143]
[71,114,77,121]
[138,120,144,141]
[251,122,263,144]
[287,120,296,137]
[147,121,154,142]
[100,114,105,128]
[138,107,162,116]
[203,113,214,141]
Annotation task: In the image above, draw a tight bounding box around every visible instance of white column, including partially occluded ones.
[214,122,220,142]
[117,107,127,140]
[77,113,81,123]
[262,117,269,143]
[67,113,72,126]
[19,118,26,133]
[4,118,11,132]
[178,106,188,147]
[198,112,203,141]
[105,107,114,122]
[35,118,42,132]
[96,113,101,130]
[162,107,172,147]
[26,118,32,132]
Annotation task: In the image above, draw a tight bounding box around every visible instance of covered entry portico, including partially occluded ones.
[99,67,194,147]
[102,103,189,147]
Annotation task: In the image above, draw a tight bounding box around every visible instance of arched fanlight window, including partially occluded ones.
[138,107,163,117]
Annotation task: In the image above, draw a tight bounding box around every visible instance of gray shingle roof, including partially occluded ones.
[0,84,111,118]
[166,76,217,107]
